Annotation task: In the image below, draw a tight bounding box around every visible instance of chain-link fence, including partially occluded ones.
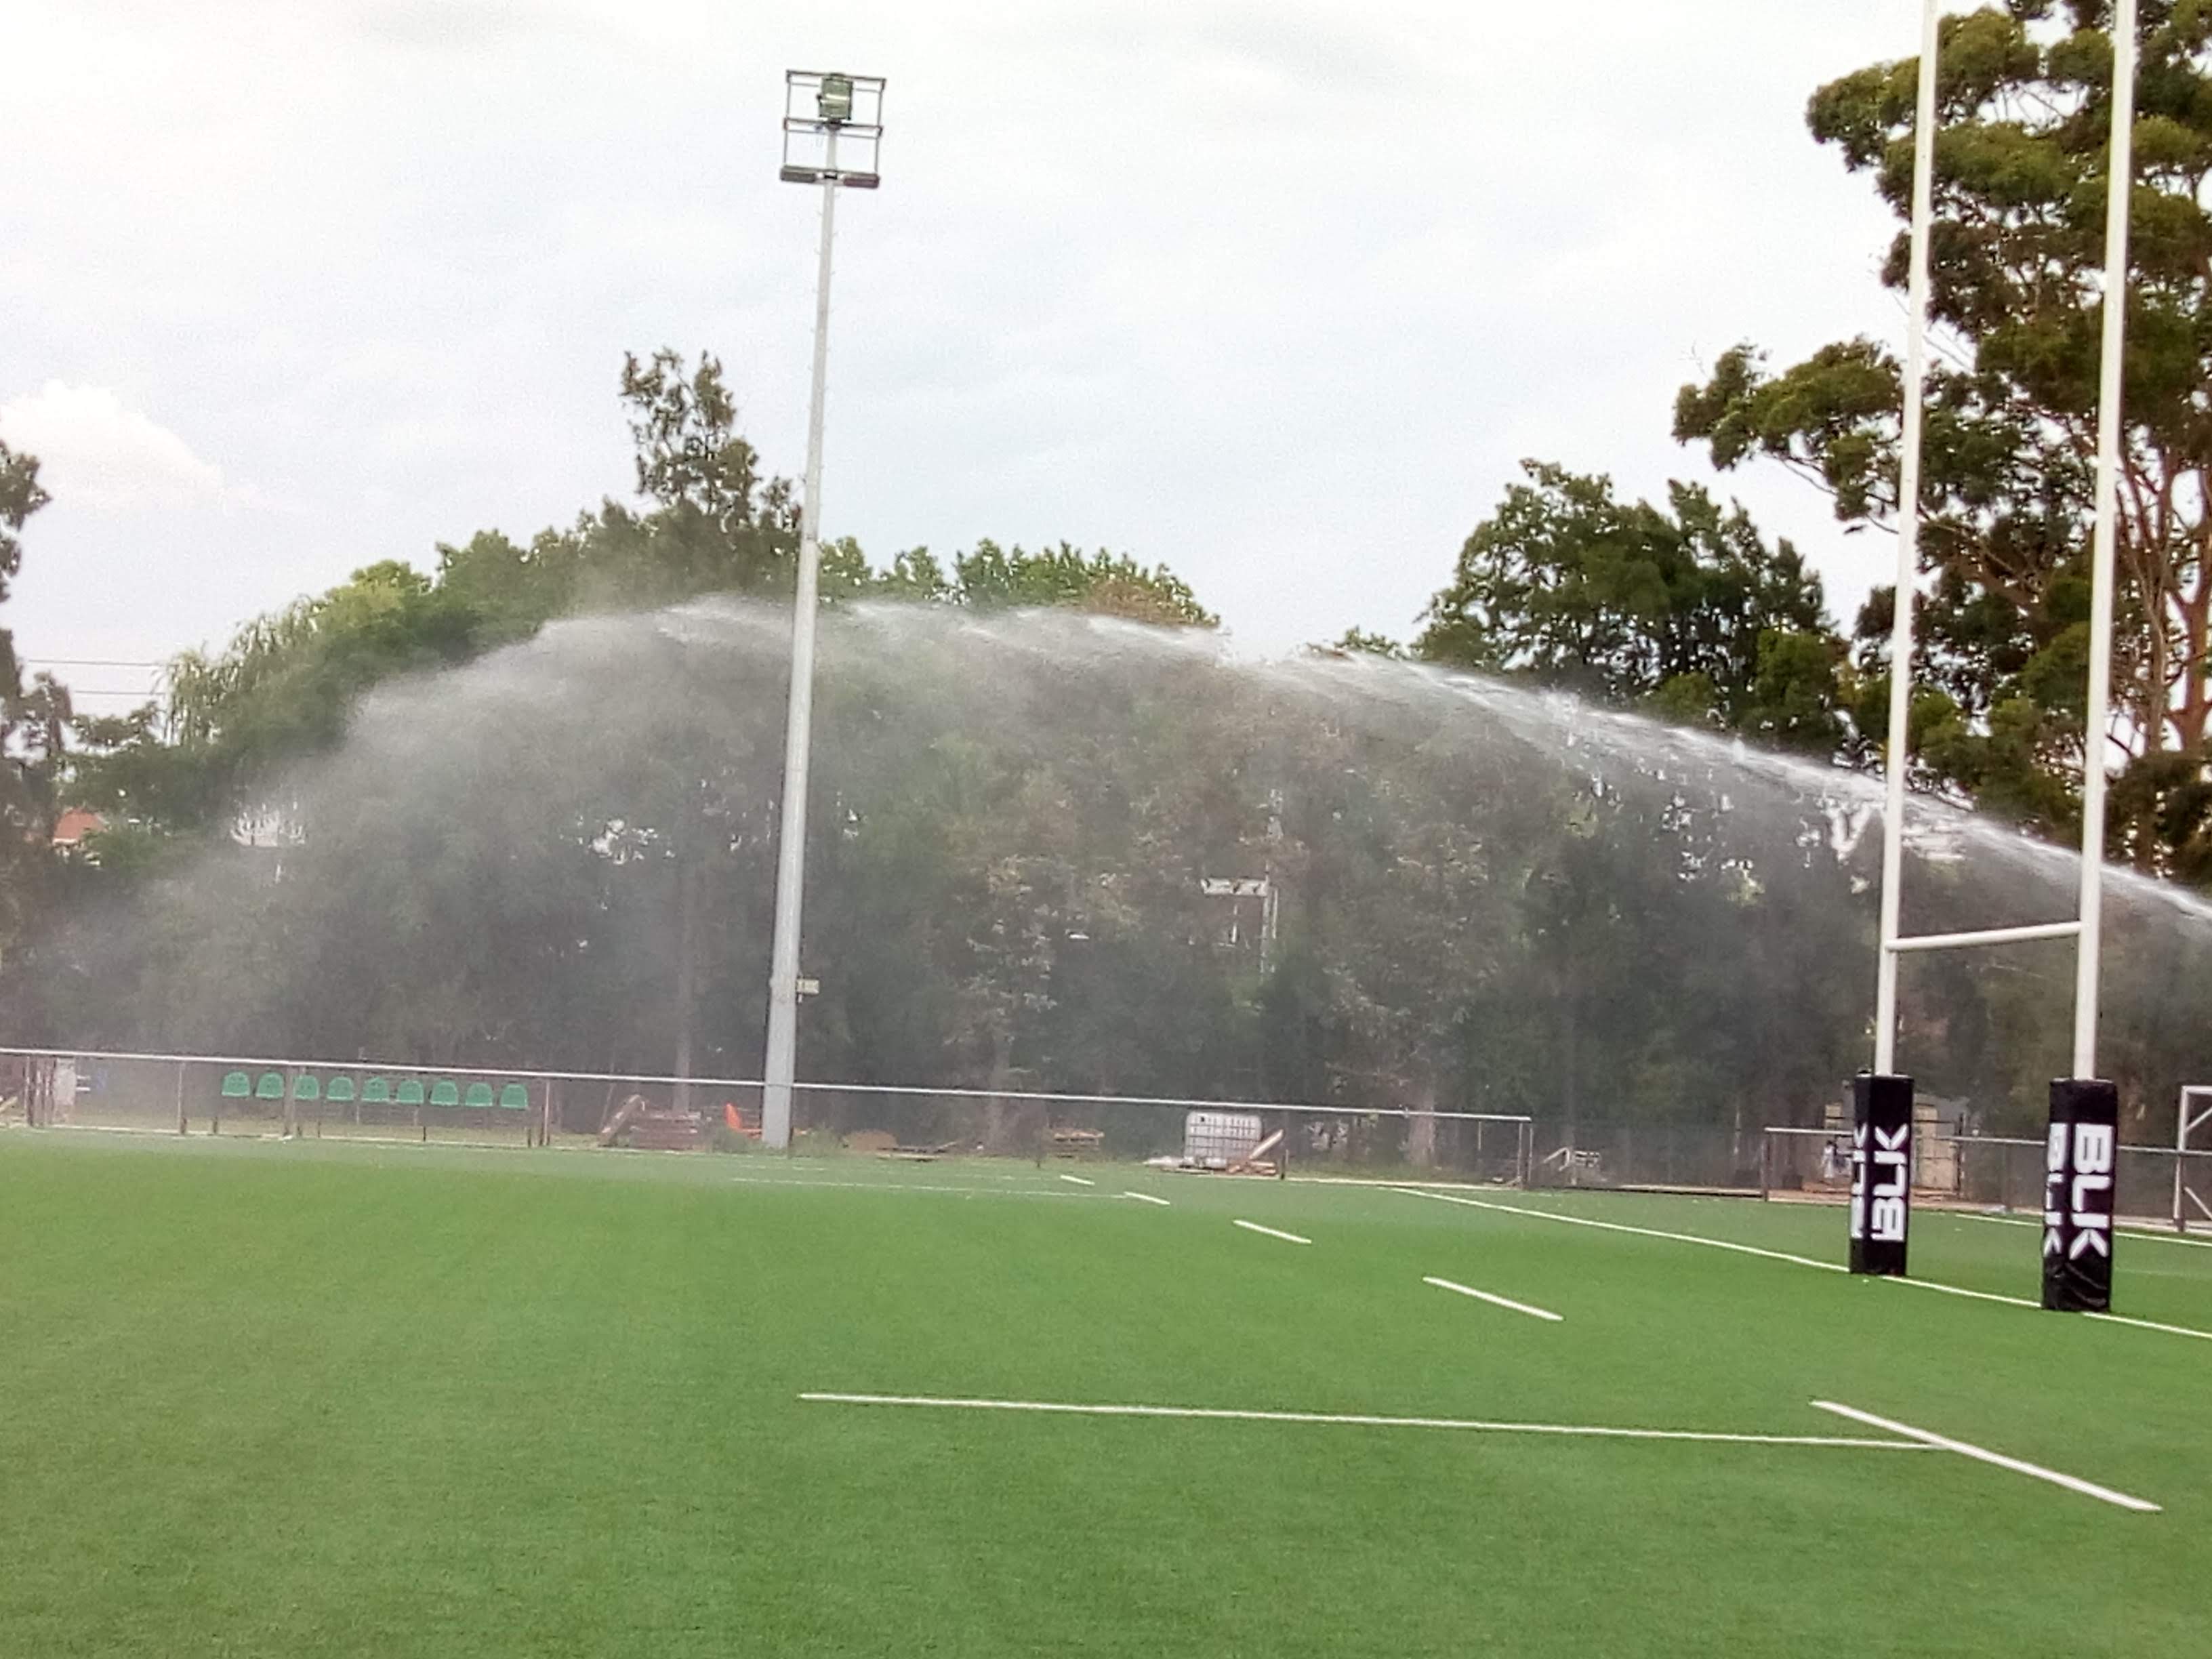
[1763,1125,1931,1205]
[0,1049,569,1146]
[0,1046,1533,1183]
[1759,1124,2207,1227]
[783,1081,1531,1184]
[1525,1122,1765,1194]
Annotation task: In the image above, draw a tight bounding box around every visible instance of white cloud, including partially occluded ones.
[0,382,248,515]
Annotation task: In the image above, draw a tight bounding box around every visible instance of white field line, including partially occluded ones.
[2083,1310,2212,1342]
[727,1176,1092,1199]
[1292,1176,1507,1189]
[1422,1275,1563,1322]
[1886,1277,2036,1310]
[1059,1174,1096,1187]
[1399,1188,2212,1343]
[1811,1401,2160,1513]
[1233,1218,1312,1245]
[1959,1212,2212,1252]
[1395,1187,1844,1273]
[1122,1190,1172,1206]
[800,1393,1928,1450]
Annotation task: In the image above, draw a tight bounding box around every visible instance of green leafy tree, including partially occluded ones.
[1415,462,1854,757]
[1324,630,1408,659]
[76,352,1223,848]
[438,351,800,639]
[1675,2,2212,870]
[620,348,762,527]
[1,442,66,926]
[917,540,1216,626]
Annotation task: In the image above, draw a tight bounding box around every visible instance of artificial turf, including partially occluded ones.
[1,1131,2205,1657]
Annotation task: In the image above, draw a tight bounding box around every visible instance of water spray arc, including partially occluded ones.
[763,72,886,1150]
[1868,2,2137,1312]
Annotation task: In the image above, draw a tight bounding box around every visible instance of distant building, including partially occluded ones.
[50,808,105,851]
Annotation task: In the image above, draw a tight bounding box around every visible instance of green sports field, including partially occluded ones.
[3,1131,2205,1657]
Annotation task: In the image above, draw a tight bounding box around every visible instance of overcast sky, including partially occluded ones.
[3,0,1929,714]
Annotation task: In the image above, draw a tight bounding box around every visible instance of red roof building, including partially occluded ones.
[51,808,106,849]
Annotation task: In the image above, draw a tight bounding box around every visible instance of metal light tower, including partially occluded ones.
[761,70,884,1150]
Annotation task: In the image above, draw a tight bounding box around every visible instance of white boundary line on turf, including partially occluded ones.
[1865,1278,2212,1343]
[799,1393,1929,1450]
[2083,1309,2212,1341]
[1397,1187,2212,1343]
[1958,1211,2212,1252]
[1394,1187,1845,1273]
[1423,1275,1562,1322]
[1811,1401,2160,1513]
[1122,1191,1171,1206]
[1233,1218,1311,1245]
[1059,1174,1096,1187]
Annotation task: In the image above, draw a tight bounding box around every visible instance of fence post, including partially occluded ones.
[1759,1130,1771,1202]
[174,1060,187,1135]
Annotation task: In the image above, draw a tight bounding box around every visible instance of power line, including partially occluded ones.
[21,657,167,670]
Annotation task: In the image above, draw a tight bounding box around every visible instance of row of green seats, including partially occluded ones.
[218,1071,530,1109]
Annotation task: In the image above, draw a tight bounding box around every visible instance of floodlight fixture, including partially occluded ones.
[781,69,884,188]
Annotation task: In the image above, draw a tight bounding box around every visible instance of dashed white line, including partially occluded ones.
[800,1393,1927,1450]
[1233,1218,1311,1245]
[1122,1190,1171,1206]
[1811,1401,2160,1513]
[1059,1174,1096,1187]
[1422,1275,1563,1322]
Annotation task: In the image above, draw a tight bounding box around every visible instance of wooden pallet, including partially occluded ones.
[598,1093,706,1151]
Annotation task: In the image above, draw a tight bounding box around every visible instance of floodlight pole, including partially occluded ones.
[2073,0,2137,1082]
[1873,0,1942,1078]
[760,159,832,1151]
[764,75,877,1150]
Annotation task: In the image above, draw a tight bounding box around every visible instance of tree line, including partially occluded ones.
[7,7,2212,1141]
